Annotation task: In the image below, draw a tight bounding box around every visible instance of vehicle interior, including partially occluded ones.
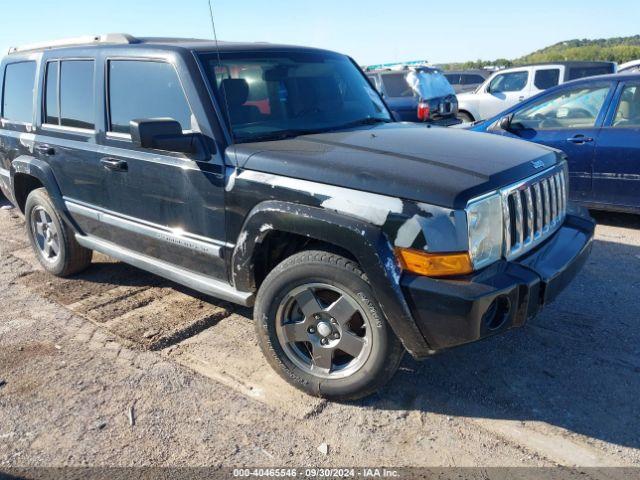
[613,85,640,127]
[511,85,610,130]
[204,53,390,140]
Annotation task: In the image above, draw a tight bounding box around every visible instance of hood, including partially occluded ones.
[227,123,560,209]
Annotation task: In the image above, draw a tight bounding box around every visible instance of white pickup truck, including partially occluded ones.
[456,61,616,122]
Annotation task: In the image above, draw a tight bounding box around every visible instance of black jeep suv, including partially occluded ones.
[0,34,595,400]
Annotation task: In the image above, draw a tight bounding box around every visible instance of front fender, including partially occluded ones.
[456,96,480,120]
[231,200,431,357]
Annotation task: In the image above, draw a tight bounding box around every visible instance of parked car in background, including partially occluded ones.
[457,61,617,122]
[619,60,640,73]
[443,69,491,94]
[367,66,459,125]
[465,73,640,214]
[0,35,594,400]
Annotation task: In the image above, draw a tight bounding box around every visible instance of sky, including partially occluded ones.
[0,0,638,65]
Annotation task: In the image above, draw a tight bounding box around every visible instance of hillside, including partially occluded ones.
[440,35,640,70]
[519,35,640,63]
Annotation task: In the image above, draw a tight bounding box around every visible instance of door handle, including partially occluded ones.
[518,96,525,101]
[35,144,55,155]
[566,135,594,145]
[100,157,128,172]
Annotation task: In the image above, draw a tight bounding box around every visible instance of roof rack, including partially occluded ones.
[364,60,430,72]
[8,33,137,54]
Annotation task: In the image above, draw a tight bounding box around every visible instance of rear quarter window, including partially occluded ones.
[2,61,37,123]
[380,73,414,97]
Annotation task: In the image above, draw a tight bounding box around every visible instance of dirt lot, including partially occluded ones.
[0,196,639,469]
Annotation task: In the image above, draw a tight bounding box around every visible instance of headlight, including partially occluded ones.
[466,193,503,270]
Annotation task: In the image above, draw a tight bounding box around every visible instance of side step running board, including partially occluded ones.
[75,234,255,307]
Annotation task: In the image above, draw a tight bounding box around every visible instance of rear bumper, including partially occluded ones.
[401,206,595,355]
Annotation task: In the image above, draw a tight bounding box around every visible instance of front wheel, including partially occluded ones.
[457,111,474,123]
[254,250,405,401]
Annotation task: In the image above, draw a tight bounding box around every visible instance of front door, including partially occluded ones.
[495,81,614,202]
[97,58,227,280]
[592,80,640,210]
[479,69,530,119]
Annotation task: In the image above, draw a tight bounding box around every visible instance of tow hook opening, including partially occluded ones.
[483,295,511,331]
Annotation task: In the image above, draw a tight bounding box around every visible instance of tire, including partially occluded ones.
[457,111,474,123]
[25,188,92,277]
[254,249,405,401]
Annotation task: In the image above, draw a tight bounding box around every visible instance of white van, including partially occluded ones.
[456,61,616,122]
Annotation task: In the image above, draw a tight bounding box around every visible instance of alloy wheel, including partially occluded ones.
[275,283,372,379]
[30,206,60,263]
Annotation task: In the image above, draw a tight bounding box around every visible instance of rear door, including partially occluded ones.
[591,80,640,210]
[37,58,108,227]
[494,81,615,201]
[97,56,227,279]
[479,68,530,119]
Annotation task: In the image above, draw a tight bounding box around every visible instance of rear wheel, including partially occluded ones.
[25,188,92,277]
[254,250,405,400]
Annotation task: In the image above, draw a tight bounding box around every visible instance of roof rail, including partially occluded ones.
[8,33,137,54]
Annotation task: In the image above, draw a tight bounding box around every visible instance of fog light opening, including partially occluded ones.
[483,296,511,331]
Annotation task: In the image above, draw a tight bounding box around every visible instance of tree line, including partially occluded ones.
[439,35,640,70]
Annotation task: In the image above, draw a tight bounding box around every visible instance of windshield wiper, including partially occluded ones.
[324,117,392,132]
[234,129,315,144]
[234,118,392,144]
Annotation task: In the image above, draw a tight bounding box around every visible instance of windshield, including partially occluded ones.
[200,51,391,143]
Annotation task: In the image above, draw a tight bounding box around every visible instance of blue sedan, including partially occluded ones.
[467,73,640,214]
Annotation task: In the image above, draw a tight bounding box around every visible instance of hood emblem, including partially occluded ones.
[531,160,545,169]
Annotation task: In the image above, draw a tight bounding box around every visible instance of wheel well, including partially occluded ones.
[13,173,43,213]
[252,230,356,289]
[458,109,475,121]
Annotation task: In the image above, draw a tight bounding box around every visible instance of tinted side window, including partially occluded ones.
[108,60,193,134]
[568,66,614,81]
[2,61,36,123]
[60,60,95,129]
[461,74,485,85]
[489,71,528,93]
[381,73,414,97]
[534,69,560,90]
[445,74,461,85]
[44,61,59,125]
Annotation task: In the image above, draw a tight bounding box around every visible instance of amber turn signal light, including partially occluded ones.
[395,248,473,277]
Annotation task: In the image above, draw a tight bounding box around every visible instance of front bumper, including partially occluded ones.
[401,207,595,355]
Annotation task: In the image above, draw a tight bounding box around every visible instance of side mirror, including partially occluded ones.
[499,115,513,131]
[499,114,523,133]
[130,118,212,158]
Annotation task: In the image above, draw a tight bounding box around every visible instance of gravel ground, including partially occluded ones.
[0,198,638,470]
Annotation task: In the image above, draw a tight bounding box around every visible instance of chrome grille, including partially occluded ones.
[502,166,567,260]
